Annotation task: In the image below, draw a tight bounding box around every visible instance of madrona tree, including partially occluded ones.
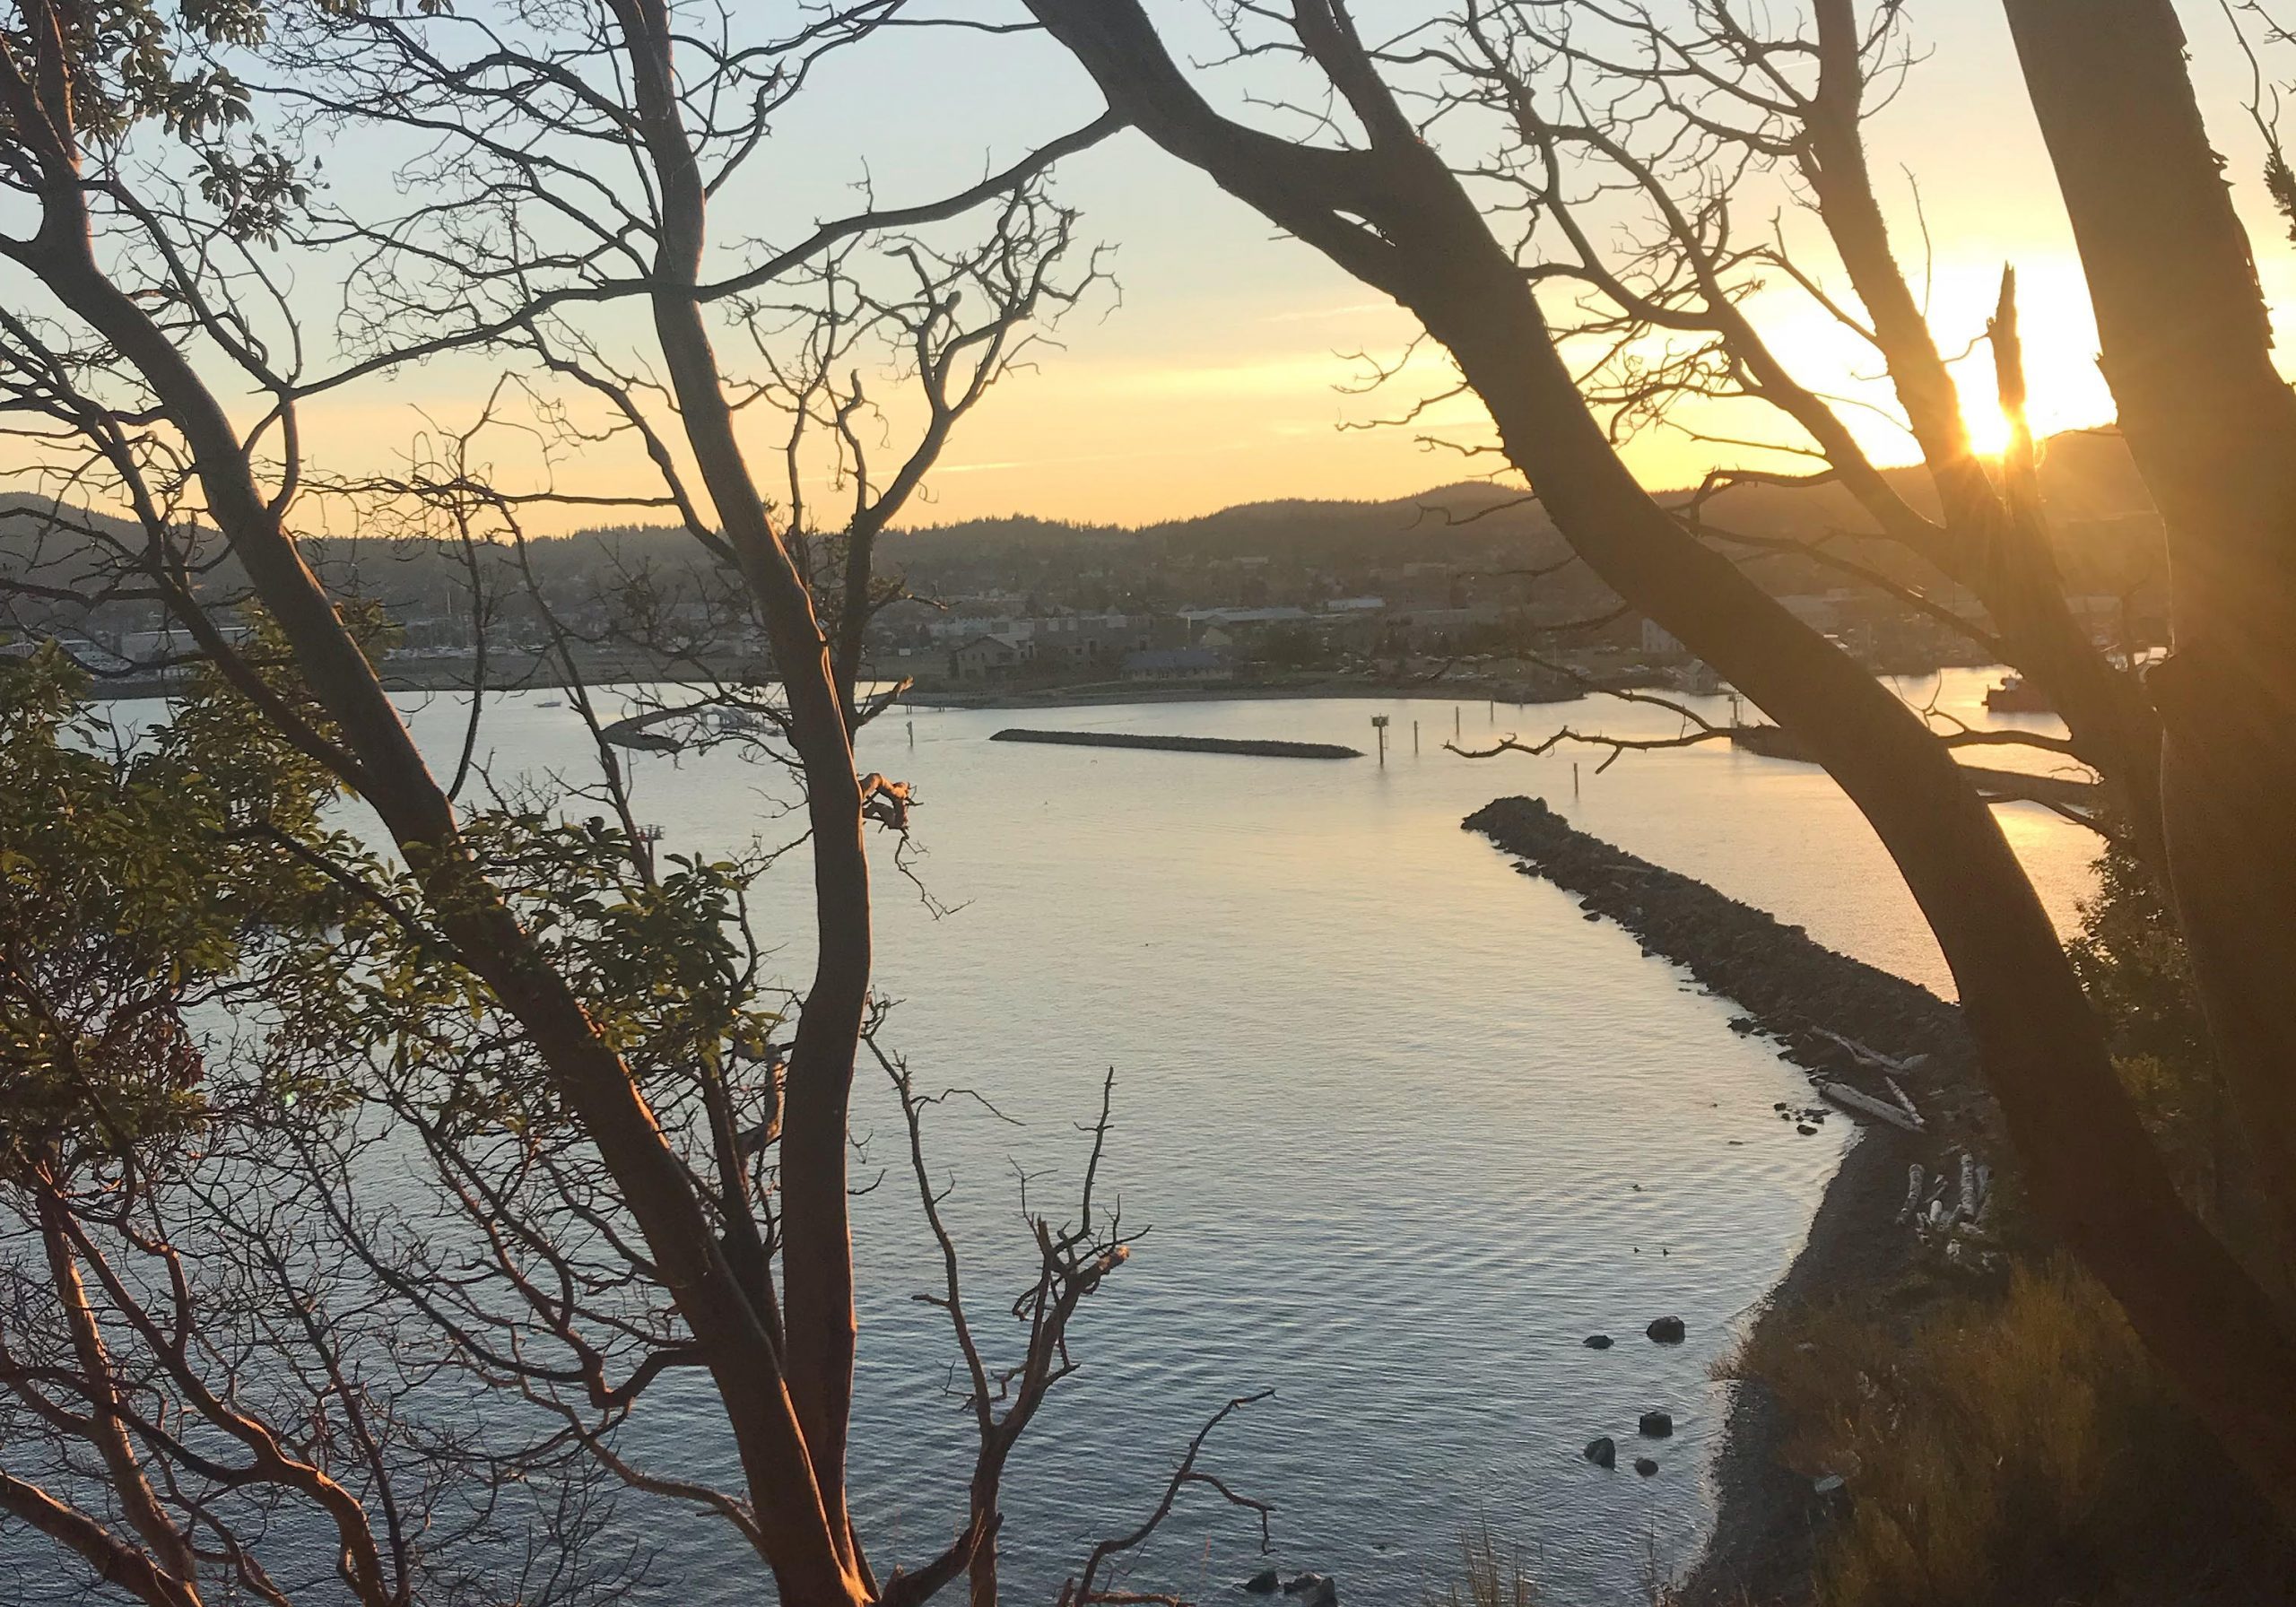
[0,3,1212,1603]
[1012,0,2296,1523]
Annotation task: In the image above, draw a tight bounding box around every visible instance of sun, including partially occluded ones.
[1959,393,2016,459]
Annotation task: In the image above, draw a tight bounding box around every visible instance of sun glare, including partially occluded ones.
[1960,395,2015,458]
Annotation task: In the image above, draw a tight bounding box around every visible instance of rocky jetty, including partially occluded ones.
[1465,794,2005,1605]
[990,728,1361,760]
[1462,795,1985,1126]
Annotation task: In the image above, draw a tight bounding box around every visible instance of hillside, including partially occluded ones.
[2,429,2167,643]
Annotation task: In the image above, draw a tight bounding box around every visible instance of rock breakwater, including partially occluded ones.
[1463,795,1986,1127]
[1465,794,2007,1604]
[991,728,1362,760]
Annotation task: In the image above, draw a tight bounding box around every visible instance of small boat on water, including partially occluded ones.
[710,706,774,732]
[1983,674,2052,714]
[537,698,563,708]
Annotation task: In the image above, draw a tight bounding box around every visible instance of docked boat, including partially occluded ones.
[1982,674,2052,714]
[710,705,776,732]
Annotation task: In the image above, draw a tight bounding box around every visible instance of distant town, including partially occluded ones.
[4,435,2170,707]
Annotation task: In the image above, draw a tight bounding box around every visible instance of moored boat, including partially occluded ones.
[1982,673,2052,714]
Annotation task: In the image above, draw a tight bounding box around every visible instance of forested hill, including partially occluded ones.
[888,425,2162,593]
[3,427,2164,632]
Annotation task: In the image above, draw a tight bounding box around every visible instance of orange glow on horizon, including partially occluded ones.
[244,247,2256,537]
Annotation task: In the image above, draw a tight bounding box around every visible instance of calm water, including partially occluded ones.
[386,667,2092,1604]
[13,670,2092,1605]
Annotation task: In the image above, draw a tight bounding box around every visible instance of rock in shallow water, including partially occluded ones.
[1638,1411,1674,1438]
[1243,1568,1281,1594]
[1647,1315,1687,1343]
[1283,1574,1337,1606]
[1584,1436,1617,1469]
[1634,1457,1660,1478]
[1583,1333,1613,1350]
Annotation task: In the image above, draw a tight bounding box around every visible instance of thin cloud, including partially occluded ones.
[935,439,1272,475]
[1258,300,1400,324]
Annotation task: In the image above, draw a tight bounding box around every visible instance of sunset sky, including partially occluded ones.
[279,1,2296,534]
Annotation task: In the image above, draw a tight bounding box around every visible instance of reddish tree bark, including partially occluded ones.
[0,3,865,1598]
[606,0,874,1576]
[1020,0,2296,1523]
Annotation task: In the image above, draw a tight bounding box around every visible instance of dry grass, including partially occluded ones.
[1722,1257,2295,1607]
[1430,1525,1695,1607]
[1427,1527,1537,1607]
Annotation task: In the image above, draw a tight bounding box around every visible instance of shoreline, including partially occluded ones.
[896,673,1581,710]
[1461,797,1999,1606]
[84,667,1592,709]
[84,659,1996,716]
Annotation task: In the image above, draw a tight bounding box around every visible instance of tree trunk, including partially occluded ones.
[1805,0,2166,864]
[608,0,874,1582]
[1022,0,2296,1524]
[2003,0,2296,1273]
[22,142,870,1607]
